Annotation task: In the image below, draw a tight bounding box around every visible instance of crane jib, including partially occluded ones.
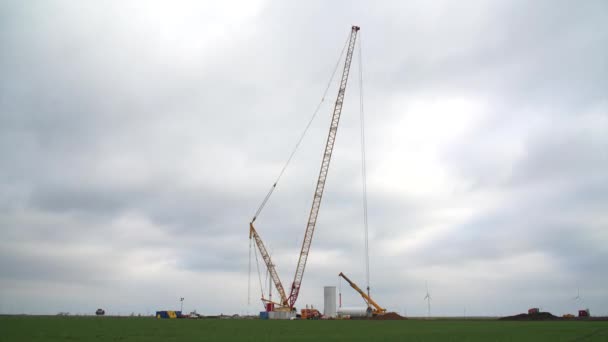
[287,26,360,308]
[249,223,289,306]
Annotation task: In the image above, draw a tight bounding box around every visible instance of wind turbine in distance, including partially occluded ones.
[424,281,432,318]
[574,288,582,301]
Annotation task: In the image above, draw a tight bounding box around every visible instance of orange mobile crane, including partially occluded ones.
[249,26,361,312]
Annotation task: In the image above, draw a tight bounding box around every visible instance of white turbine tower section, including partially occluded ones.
[324,286,337,318]
[424,281,432,318]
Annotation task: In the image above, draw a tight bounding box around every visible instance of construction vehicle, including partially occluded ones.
[249,26,361,313]
[339,272,386,316]
[301,305,322,320]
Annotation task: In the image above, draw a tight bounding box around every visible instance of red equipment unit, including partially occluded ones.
[265,303,275,312]
[528,308,540,315]
[578,309,590,318]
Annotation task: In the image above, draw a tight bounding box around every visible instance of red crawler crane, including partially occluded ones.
[249,26,361,311]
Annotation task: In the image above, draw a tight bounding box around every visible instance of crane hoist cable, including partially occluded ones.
[250,34,350,224]
[253,241,264,300]
[358,32,371,298]
[247,238,252,305]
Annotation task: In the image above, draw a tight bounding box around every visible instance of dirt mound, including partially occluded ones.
[375,312,407,320]
[500,312,559,321]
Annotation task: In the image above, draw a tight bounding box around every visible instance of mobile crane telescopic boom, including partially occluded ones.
[339,272,386,315]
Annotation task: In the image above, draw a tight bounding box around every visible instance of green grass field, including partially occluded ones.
[1,316,607,342]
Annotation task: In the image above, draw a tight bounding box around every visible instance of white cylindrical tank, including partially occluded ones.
[324,286,337,318]
[337,307,368,318]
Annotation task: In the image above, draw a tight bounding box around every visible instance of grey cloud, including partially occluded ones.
[1,0,607,316]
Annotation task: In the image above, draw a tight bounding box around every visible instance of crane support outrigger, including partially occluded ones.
[249,26,360,311]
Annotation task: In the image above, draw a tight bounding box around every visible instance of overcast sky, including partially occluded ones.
[1,0,607,317]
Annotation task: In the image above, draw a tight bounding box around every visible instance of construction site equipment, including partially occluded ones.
[578,309,590,317]
[156,311,181,319]
[249,25,361,312]
[339,272,386,316]
[269,311,297,320]
[337,307,369,318]
[301,305,321,320]
[528,308,540,315]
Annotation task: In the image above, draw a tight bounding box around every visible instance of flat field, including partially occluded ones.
[1,316,607,342]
